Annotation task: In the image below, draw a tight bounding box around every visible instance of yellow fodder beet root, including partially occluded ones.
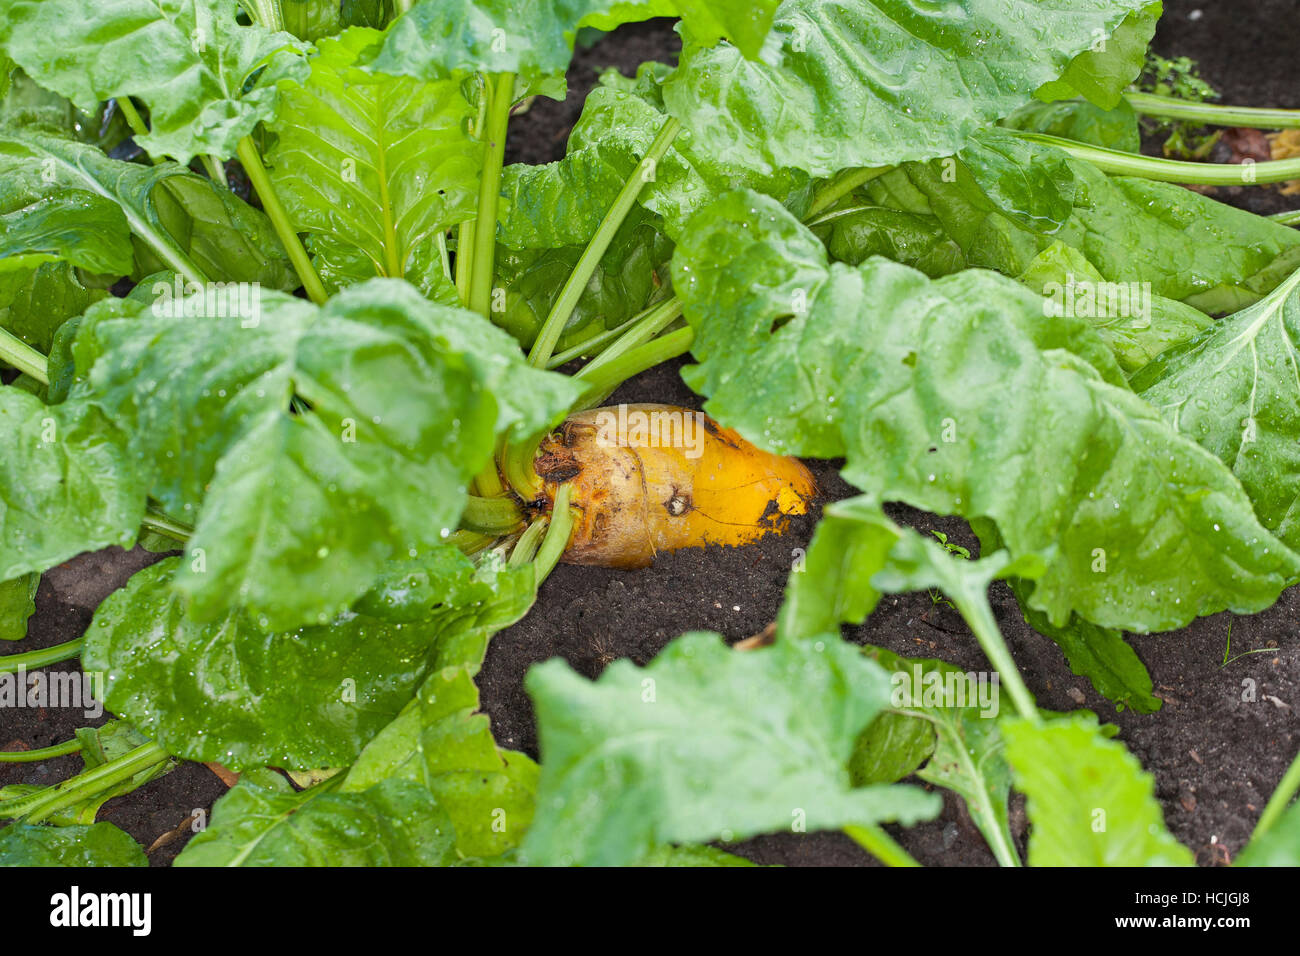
[536,404,817,568]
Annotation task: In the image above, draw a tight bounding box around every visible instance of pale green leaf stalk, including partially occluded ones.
[470,72,517,318]
[527,116,680,368]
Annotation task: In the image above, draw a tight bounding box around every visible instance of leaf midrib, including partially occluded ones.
[370,82,403,278]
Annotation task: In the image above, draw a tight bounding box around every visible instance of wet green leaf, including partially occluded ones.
[266,28,481,296]
[0,192,132,276]
[372,0,778,91]
[1237,803,1300,867]
[68,279,569,629]
[663,0,1154,177]
[1135,267,1300,551]
[83,555,534,770]
[0,386,145,582]
[862,131,1300,314]
[521,631,941,866]
[0,0,306,163]
[176,770,456,866]
[863,646,1018,866]
[0,822,147,867]
[0,572,38,642]
[675,191,1300,633]
[1003,715,1193,866]
[1033,2,1160,109]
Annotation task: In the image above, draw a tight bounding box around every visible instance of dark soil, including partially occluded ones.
[5,0,1299,867]
[503,22,683,168]
[1151,1,1300,111]
[1140,0,1300,218]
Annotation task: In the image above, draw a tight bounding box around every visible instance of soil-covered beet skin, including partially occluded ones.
[536,404,816,568]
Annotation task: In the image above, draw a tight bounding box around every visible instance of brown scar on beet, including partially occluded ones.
[664,488,693,516]
[702,416,733,442]
[758,496,788,528]
[701,416,741,449]
[535,451,581,482]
